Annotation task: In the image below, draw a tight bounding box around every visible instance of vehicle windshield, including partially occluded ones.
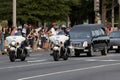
[110,32,120,38]
[70,31,91,39]
[15,32,22,36]
[57,31,66,35]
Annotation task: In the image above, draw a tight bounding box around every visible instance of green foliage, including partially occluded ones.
[0,0,95,26]
[0,0,99,26]
[17,0,71,23]
[0,20,8,27]
[69,0,94,26]
[0,0,12,20]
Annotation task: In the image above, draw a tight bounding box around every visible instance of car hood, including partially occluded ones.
[70,38,91,43]
[110,38,120,45]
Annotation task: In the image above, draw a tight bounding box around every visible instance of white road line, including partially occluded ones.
[26,58,39,60]
[71,58,120,62]
[17,62,120,80]
[0,62,56,70]
[85,59,96,61]
[85,59,120,62]
[30,54,43,57]
[27,59,47,62]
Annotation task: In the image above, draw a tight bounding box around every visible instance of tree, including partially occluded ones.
[17,0,71,25]
[117,0,120,29]
[69,0,94,26]
[2,0,119,27]
[101,0,107,26]
[0,0,12,26]
[0,0,95,26]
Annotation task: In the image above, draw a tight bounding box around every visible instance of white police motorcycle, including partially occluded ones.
[49,31,70,61]
[6,34,28,62]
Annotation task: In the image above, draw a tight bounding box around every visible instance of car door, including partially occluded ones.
[91,28,108,51]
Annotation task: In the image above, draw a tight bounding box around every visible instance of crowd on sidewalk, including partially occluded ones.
[0,22,119,54]
[105,23,119,35]
[0,22,70,54]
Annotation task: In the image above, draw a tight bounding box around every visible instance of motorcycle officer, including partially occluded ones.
[61,25,70,48]
[61,25,70,46]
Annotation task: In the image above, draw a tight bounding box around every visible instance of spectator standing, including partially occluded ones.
[22,24,28,37]
[32,29,39,51]
[48,22,57,36]
[47,22,57,50]
[0,26,4,54]
[26,24,32,36]
[11,27,18,36]
[4,26,11,38]
[39,27,48,49]
[26,31,34,48]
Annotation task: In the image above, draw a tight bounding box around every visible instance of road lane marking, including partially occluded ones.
[71,58,120,62]
[0,61,57,70]
[17,62,120,80]
[27,58,39,60]
[27,59,47,62]
[30,54,43,57]
[85,59,120,62]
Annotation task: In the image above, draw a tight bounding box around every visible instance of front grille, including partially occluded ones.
[71,42,82,47]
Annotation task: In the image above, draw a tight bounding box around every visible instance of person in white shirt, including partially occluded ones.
[48,22,58,51]
[22,24,28,37]
[50,22,57,36]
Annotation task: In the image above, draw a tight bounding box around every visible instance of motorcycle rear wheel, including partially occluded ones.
[63,48,69,60]
[20,53,26,61]
[21,57,26,61]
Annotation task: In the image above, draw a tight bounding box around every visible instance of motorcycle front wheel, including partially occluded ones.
[53,51,59,61]
[9,51,15,62]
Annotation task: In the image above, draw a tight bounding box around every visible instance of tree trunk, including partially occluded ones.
[111,0,114,28]
[119,4,120,29]
[101,0,107,26]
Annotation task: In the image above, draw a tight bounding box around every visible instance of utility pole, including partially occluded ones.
[118,0,120,29]
[13,0,16,27]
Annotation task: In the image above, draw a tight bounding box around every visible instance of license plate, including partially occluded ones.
[113,46,118,49]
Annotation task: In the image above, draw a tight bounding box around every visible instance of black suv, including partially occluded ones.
[68,24,110,57]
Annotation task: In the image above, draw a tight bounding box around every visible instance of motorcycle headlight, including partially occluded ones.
[83,41,88,47]
[55,40,59,45]
[11,41,16,46]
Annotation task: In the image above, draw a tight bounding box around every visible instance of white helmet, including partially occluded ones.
[61,24,66,28]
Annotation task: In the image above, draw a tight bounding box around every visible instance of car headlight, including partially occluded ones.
[83,41,88,47]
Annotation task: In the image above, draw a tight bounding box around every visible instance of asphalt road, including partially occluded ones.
[0,51,120,80]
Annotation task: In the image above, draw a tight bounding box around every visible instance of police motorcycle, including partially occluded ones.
[6,33,28,62]
[49,31,70,61]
